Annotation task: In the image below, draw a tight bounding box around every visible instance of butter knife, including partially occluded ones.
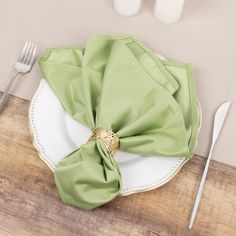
[188,101,231,229]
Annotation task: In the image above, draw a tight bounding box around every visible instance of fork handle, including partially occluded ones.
[0,72,20,113]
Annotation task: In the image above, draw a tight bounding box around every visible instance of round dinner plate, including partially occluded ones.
[28,55,202,196]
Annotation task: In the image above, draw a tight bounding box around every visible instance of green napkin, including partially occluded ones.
[38,35,199,209]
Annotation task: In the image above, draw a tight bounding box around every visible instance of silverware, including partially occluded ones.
[188,102,231,229]
[0,42,37,112]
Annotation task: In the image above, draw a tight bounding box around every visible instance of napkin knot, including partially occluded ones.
[87,128,119,155]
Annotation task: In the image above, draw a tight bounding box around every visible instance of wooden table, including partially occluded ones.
[0,95,236,236]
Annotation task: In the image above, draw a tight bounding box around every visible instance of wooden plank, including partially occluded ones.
[0,96,235,236]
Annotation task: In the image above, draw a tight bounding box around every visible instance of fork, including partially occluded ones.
[0,42,37,112]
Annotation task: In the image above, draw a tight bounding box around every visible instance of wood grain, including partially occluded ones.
[0,95,235,236]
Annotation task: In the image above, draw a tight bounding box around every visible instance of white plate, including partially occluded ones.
[28,57,202,196]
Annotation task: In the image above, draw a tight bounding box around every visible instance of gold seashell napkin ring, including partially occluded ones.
[87,128,119,155]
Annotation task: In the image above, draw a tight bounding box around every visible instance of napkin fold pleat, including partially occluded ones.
[39,35,199,209]
[54,140,121,209]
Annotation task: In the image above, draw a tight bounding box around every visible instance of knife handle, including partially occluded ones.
[188,144,214,229]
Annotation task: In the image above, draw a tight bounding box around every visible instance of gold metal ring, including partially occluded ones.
[87,128,119,155]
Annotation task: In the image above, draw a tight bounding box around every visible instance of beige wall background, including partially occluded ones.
[0,0,235,166]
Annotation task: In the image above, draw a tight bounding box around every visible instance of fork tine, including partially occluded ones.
[21,42,31,63]
[18,41,29,62]
[26,43,35,65]
[28,44,37,66]
[22,41,32,64]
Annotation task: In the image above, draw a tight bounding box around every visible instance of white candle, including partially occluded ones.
[113,0,142,16]
[154,0,185,24]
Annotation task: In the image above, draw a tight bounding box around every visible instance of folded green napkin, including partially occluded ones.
[38,35,199,209]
